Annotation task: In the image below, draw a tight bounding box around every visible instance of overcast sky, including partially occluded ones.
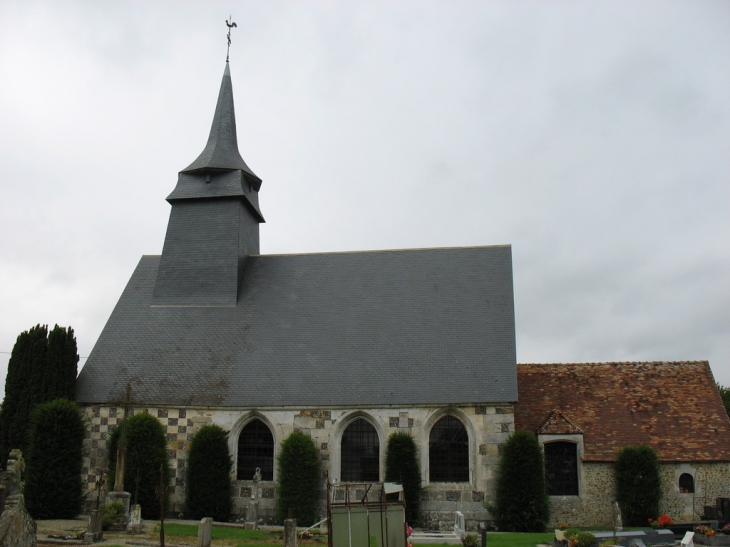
[0,1,728,392]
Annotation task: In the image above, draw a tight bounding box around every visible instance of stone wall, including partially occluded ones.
[81,403,513,528]
[548,462,730,527]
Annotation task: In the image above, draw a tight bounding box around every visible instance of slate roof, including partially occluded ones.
[515,362,730,462]
[181,63,260,182]
[76,245,517,408]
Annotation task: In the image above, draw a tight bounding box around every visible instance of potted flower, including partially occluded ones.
[649,514,674,529]
[695,525,715,537]
[721,524,730,535]
[568,531,596,547]
[555,524,568,543]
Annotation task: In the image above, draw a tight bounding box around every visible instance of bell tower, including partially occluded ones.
[152,61,264,307]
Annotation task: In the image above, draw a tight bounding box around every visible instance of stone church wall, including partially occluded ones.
[548,462,730,528]
[81,403,514,529]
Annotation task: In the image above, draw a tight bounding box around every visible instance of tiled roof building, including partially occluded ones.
[516,361,730,526]
[516,361,730,462]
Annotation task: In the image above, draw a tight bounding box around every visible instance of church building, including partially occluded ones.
[76,58,730,529]
[75,59,518,529]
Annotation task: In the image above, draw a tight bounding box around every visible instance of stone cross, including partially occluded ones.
[251,467,262,500]
[114,383,133,492]
[613,501,623,532]
[245,468,262,530]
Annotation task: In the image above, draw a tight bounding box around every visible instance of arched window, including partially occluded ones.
[544,441,578,496]
[679,473,694,493]
[429,415,469,482]
[341,419,380,482]
[237,419,274,481]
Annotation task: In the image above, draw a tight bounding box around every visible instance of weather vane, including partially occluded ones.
[226,16,237,62]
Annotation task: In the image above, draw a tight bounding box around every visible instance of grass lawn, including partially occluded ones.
[415,533,555,547]
[146,524,553,547]
[157,523,277,540]
[151,523,327,546]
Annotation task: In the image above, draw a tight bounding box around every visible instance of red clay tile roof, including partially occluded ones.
[515,361,730,462]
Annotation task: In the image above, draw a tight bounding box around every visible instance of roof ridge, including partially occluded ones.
[518,361,709,367]
[255,244,512,258]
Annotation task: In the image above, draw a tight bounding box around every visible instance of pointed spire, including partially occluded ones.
[181,63,260,182]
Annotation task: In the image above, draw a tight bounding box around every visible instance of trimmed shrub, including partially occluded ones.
[490,429,549,532]
[24,398,86,519]
[101,502,125,530]
[276,431,321,525]
[186,424,233,521]
[385,432,422,525]
[615,445,661,526]
[107,412,170,519]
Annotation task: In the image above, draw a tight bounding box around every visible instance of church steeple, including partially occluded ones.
[152,60,264,307]
[181,63,260,184]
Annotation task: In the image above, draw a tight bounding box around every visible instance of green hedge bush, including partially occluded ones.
[107,412,170,519]
[24,398,85,519]
[615,445,661,526]
[276,431,321,525]
[490,429,549,532]
[101,501,125,530]
[385,432,422,525]
[186,424,233,521]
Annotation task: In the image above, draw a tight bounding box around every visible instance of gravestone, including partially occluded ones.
[245,467,262,530]
[454,511,465,539]
[106,490,131,530]
[0,450,37,547]
[197,517,212,547]
[126,504,142,533]
[682,532,695,547]
[84,509,103,542]
[284,518,298,547]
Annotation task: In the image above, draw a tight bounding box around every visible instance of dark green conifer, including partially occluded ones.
[24,399,86,519]
[276,431,321,525]
[385,432,422,525]
[0,324,78,465]
[615,445,661,526]
[490,429,549,532]
[186,424,233,521]
[107,412,170,519]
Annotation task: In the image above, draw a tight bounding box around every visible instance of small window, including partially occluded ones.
[429,415,469,482]
[237,419,274,480]
[679,473,694,494]
[341,419,380,482]
[544,441,579,496]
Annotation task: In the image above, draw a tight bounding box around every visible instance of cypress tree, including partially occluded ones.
[385,432,422,525]
[615,445,661,526]
[491,429,550,532]
[276,431,321,525]
[0,324,78,465]
[107,413,170,519]
[24,399,86,519]
[45,325,79,401]
[186,425,233,521]
[0,325,47,462]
